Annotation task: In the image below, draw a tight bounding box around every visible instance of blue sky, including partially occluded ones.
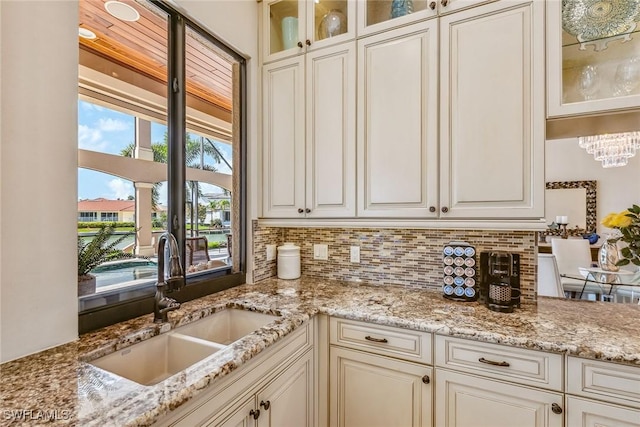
[78,100,232,203]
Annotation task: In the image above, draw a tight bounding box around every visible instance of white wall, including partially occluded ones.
[0,1,258,362]
[0,1,79,362]
[545,137,640,235]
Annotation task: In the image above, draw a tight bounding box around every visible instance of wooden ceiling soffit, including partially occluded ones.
[80,48,232,133]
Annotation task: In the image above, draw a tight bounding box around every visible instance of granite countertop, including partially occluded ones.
[1,276,639,426]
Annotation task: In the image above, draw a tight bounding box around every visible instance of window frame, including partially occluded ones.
[78,1,247,333]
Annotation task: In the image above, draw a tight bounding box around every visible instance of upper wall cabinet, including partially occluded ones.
[356,0,496,37]
[440,0,545,219]
[262,0,356,63]
[547,0,640,117]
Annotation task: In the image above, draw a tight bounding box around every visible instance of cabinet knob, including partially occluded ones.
[260,400,271,410]
[297,41,303,48]
[551,403,563,415]
[305,39,311,46]
[422,375,430,384]
[429,1,436,9]
[249,409,260,419]
[429,206,436,213]
[441,206,449,213]
[305,208,311,213]
[441,0,449,6]
[298,208,304,214]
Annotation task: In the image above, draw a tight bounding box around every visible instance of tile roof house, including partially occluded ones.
[77,198,166,222]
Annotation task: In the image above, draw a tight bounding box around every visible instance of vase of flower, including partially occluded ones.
[598,238,620,272]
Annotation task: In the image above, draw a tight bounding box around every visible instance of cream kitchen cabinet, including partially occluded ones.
[328,317,433,427]
[356,19,439,218]
[210,350,315,427]
[546,0,640,118]
[435,335,564,427]
[435,369,564,427]
[566,356,640,427]
[261,0,355,64]
[262,41,356,218]
[157,322,315,427]
[356,0,497,37]
[358,0,545,219]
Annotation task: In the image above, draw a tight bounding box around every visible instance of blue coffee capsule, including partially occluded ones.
[444,246,454,256]
[454,276,465,286]
[464,247,475,257]
[443,285,454,295]
[454,247,465,256]
[465,287,476,297]
[454,286,465,296]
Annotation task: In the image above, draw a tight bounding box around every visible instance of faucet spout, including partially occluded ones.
[154,232,185,323]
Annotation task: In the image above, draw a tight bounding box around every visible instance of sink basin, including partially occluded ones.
[90,333,224,386]
[177,308,281,345]
[90,309,280,386]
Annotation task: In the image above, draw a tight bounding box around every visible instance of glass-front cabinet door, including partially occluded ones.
[357,0,437,36]
[262,0,355,63]
[548,0,640,117]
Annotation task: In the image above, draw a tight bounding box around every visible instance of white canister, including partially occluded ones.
[277,242,301,279]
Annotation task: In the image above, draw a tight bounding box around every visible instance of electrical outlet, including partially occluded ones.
[266,244,276,261]
[350,246,360,263]
[313,244,329,260]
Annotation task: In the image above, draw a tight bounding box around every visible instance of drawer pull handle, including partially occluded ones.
[478,357,510,367]
[365,335,389,343]
[551,403,563,415]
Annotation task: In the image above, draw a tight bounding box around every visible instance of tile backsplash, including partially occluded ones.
[252,221,537,303]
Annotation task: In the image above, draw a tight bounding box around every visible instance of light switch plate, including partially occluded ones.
[313,244,328,260]
[266,244,276,261]
[350,246,360,263]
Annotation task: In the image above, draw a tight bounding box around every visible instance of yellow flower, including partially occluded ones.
[602,210,632,228]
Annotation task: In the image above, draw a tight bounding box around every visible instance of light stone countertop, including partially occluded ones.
[1,276,639,426]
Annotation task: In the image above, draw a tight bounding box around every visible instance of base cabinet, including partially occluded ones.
[329,346,432,427]
[435,369,564,427]
[209,350,314,427]
[566,396,640,427]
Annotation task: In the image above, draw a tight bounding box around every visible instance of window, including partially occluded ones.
[78,212,97,222]
[77,0,245,332]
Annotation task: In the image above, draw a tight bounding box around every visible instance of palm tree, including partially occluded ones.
[121,134,223,223]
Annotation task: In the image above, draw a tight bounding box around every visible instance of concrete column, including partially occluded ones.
[135,182,155,256]
[134,118,155,256]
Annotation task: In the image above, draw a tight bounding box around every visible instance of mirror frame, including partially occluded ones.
[545,180,597,234]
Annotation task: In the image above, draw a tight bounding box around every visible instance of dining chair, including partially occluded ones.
[537,254,565,298]
[550,238,608,299]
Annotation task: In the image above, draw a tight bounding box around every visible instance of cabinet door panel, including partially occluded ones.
[257,351,314,427]
[262,56,306,217]
[306,43,356,217]
[205,397,255,427]
[357,21,439,217]
[566,396,640,427]
[435,369,563,427]
[330,347,432,427]
[440,0,544,218]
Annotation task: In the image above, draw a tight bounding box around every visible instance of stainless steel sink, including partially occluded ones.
[89,308,281,386]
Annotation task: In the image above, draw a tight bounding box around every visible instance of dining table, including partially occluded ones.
[561,266,640,303]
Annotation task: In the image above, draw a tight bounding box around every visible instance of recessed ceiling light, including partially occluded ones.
[79,27,97,40]
[104,1,140,22]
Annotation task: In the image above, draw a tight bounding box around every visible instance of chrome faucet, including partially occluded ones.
[154,232,186,323]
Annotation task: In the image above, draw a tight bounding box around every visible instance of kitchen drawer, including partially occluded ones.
[567,356,640,409]
[435,335,563,391]
[329,317,432,365]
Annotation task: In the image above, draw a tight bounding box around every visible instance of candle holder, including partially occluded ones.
[558,222,568,239]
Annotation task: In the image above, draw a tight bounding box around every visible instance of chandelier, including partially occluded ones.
[577,131,640,168]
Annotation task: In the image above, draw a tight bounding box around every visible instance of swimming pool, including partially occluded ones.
[91,259,157,288]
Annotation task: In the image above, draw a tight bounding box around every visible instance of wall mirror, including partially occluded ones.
[544,180,597,235]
